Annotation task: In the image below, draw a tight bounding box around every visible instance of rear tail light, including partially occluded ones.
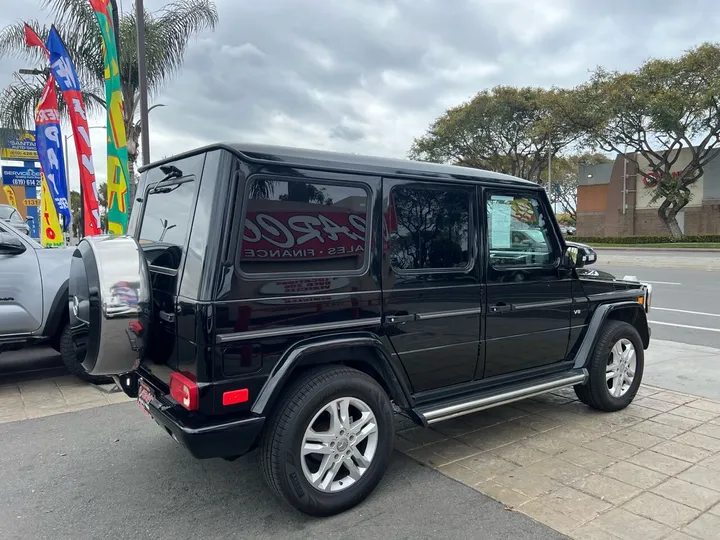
[169,372,199,411]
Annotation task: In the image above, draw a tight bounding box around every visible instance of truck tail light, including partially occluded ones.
[169,372,199,411]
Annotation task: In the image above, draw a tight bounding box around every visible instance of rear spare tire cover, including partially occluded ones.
[69,235,151,376]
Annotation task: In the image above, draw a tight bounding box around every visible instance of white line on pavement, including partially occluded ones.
[654,307,720,317]
[650,321,720,333]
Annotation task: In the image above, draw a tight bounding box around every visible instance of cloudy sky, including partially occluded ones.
[1,0,719,191]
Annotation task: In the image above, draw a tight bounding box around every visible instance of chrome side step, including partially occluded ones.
[415,370,588,425]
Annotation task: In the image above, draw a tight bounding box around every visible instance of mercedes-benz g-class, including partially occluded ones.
[68,143,651,516]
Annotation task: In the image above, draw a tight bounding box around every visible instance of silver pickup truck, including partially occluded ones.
[0,221,108,383]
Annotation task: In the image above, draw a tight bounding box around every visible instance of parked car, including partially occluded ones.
[0,203,30,236]
[69,143,652,516]
[0,221,110,383]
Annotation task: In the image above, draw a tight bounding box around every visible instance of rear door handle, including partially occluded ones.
[385,314,417,324]
[490,303,512,313]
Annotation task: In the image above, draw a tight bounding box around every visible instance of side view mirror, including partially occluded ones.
[564,241,597,268]
[0,232,27,255]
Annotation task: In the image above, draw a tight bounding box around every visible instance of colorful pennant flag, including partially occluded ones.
[2,186,18,209]
[40,173,64,247]
[89,0,130,235]
[34,78,71,231]
[24,24,71,232]
[46,25,102,236]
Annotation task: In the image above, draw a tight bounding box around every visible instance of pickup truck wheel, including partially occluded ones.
[59,324,112,385]
[260,366,394,516]
[577,320,644,412]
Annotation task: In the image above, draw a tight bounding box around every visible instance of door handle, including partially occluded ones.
[385,313,417,324]
[490,303,512,313]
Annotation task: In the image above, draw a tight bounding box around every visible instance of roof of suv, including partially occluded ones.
[140,142,538,188]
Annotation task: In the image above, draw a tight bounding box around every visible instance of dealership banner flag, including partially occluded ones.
[34,77,71,231]
[40,173,64,247]
[25,24,71,231]
[46,25,102,236]
[90,0,130,234]
[2,186,18,209]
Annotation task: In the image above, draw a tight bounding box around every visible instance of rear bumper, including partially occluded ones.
[117,372,265,460]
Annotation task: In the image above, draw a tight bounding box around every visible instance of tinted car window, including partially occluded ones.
[138,178,197,268]
[389,185,470,271]
[486,194,558,267]
[238,178,369,275]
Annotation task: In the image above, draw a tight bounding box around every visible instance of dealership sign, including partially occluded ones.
[0,129,38,160]
[241,211,367,261]
[1,166,42,187]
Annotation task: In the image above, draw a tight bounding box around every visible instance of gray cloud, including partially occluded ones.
[2,0,720,192]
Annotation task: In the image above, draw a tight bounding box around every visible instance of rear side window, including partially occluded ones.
[138,178,197,268]
[238,177,369,275]
[389,185,471,271]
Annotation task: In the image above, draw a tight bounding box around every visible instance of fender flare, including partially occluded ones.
[572,301,649,370]
[250,331,413,416]
[43,279,69,340]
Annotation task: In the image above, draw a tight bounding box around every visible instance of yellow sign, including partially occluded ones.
[1,148,39,160]
[23,198,41,207]
[40,174,64,248]
[2,186,18,209]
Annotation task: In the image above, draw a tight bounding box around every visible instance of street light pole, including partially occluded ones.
[135,0,151,166]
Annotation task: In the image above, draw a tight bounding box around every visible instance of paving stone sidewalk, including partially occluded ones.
[395,386,720,540]
[0,375,131,423]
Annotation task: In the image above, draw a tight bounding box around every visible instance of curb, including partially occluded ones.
[593,246,720,253]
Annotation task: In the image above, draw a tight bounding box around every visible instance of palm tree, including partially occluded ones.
[0,0,218,186]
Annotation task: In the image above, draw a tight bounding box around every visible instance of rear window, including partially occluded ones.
[238,177,370,275]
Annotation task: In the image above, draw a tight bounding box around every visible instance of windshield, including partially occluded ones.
[0,206,15,220]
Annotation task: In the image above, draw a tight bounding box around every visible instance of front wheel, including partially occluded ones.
[574,320,644,411]
[261,366,394,516]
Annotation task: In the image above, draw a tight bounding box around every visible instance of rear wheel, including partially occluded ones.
[261,366,394,516]
[59,323,112,384]
[575,320,644,412]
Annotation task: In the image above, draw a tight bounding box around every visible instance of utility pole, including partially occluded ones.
[135,0,150,166]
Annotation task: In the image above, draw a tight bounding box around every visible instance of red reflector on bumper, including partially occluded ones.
[222,389,249,406]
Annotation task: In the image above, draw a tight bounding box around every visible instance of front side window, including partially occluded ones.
[389,185,470,271]
[486,194,558,268]
[238,178,369,275]
[138,178,197,268]
[0,206,15,220]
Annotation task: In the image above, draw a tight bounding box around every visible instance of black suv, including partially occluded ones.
[69,144,651,516]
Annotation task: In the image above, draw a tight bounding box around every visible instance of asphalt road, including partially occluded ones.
[597,261,720,350]
[0,404,565,540]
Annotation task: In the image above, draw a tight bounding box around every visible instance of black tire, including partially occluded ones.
[260,365,394,517]
[59,323,112,385]
[577,320,644,412]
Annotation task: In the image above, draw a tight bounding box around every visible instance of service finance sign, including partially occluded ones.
[1,166,42,187]
[0,129,38,160]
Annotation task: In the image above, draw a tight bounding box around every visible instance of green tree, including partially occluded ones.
[69,188,81,237]
[558,43,720,237]
[409,86,582,181]
[0,0,218,185]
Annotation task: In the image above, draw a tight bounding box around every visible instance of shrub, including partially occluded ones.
[572,235,720,244]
